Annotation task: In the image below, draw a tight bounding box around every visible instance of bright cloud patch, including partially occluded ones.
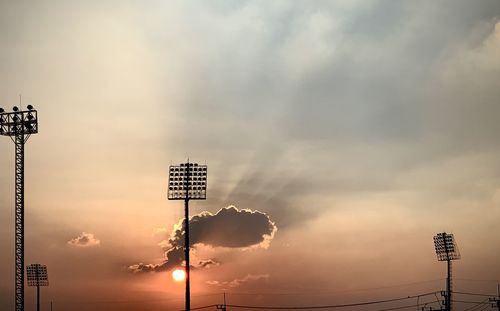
[207,274,270,288]
[67,232,101,247]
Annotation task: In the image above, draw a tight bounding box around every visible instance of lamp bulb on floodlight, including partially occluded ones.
[13,106,19,111]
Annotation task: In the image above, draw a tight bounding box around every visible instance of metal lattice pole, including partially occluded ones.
[15,134,25,311]
[446,260,452,311]
[1,105,39,311]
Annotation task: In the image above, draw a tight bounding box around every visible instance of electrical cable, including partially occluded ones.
[453,291,496,297]
[224,292,440,310]
[227,279,444,297]
[462,298,491,311]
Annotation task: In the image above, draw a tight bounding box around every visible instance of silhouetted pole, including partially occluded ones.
[433,232,460,311]
[446,260,451,311]
[168,161,207,311]
[26,264,48,311]
[36,267,40,311]
[216,292,227,311]
[184,165,191,311]
[0,105,38,311]
[490,285,500,310]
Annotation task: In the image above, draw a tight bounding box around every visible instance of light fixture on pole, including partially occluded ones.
[27,264,48,311]
[434,232,460,311]
[168,161,207,311]
[1,105,38,311]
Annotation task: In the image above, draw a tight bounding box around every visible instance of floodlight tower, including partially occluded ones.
[26,264,49,311]
[434,232,461,311]
[168,161,207,311]
[0,105,38,311]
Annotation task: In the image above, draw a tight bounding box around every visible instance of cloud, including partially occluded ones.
[170,205,277,249]
[197,259,220,269]
[206,274,270,288]
[128,246,183,273]
[67,232,101,247]
[128,206,277,273]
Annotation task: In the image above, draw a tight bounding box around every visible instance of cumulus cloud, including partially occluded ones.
[170,205,277,249]
[128,206,277,273]
[67,232,100,247]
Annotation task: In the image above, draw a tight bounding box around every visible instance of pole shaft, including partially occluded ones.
[36,284,40,311]
[185,162,191,311]
[15,135,24,311]
[497,284,499,311]
[36,265,40,311]
[447,260,452,311]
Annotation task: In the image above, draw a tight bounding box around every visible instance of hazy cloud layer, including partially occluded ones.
[129,206,277,273]
[67,232,101,247]
[161,0,500,232]
[206,274,270,288]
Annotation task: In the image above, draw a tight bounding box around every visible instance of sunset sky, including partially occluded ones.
[1,1,500,310]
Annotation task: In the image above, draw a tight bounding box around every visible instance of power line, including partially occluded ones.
[224,292,440,310]
[462,298,491,311]
[48,292,222,305]
[227,279,444,297]
[379,299,443,311]
[376,304,421,311]
[455,278,500,283]
[453,291,497,297]
[182,305,218,311]
[452,300,491,305]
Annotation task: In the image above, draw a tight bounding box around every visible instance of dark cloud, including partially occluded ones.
[197,259,220,269]
[128,206,277,273]
[170,205,277,249]
[128,246,183,273]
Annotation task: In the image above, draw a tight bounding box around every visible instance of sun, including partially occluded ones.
[172,269,186,282]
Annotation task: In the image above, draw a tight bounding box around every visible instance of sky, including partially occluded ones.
[1,1,500,310]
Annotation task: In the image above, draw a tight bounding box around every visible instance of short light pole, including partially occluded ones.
[168,161,207,311]
[216,292,227,311]
[490,284,500,310]
[26,264,48,311]
[433,232,460,311]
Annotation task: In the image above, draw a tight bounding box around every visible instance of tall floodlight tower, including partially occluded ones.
[434,232,461,311]
[0,105,38,311]
[168,161,207,311]
[27,264,49,311]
